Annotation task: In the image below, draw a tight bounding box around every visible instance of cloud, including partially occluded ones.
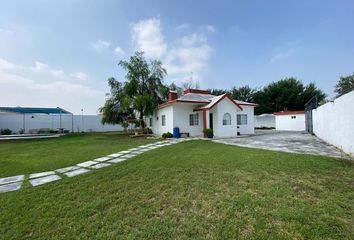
[70,72,89,81]
[90,39,111,52]
[114,46,125,56]
[270,41,301,63]
[175,23,190,31]
[131,18,167,59]
[203,25,216,33]
[30,61,65,77]
[131,18,213,83]
[0,58,102,114]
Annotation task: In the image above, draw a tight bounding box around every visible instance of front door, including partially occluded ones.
[209,113,213,129]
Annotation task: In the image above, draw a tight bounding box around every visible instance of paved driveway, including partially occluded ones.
[213,130,344,158]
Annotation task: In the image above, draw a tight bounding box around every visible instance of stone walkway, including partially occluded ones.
[0,139,193,194]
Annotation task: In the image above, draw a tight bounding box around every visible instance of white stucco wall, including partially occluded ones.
[275,114,305,131]
[312,91,354,156]
[151,105,173,135]
[0,114,123,133]
[173,104,203,137]
[255,114,276,128]
[237,105,255,135]
[212,98,255,137]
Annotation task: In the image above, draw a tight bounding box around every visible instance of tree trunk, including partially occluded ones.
[139,109,145,129]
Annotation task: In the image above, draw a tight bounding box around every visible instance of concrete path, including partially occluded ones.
[213,130,344,158]
[0,138,193,194]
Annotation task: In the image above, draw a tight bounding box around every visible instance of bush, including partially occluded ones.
[0,128,12,135]
[203,128,214,138]
[162,132,173,139]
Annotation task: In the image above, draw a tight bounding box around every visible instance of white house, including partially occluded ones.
[274,111,305,131]
[146,89,257,138]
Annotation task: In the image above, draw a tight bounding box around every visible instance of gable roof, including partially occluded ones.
[194,94,243,111]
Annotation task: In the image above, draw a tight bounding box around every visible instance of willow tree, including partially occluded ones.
[101,52,168,128]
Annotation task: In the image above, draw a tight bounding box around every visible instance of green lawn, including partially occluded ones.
[0,132,156,177]
[1,137,354,239]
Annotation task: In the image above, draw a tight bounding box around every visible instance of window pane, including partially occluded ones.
[189,114,199,126]
[222,113,231,125]
[237,114,247,125]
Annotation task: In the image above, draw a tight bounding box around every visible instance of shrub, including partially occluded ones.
[203,128,214,138]
[162,132,173,138]
[0,128,12,135]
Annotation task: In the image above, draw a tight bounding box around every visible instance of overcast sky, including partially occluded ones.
[1,0,353,114]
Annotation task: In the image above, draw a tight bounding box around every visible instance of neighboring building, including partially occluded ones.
[274,111,305,131]
[146,89,257,138]
[254,114,275,129]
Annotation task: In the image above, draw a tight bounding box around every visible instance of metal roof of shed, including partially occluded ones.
[0,107,72,115]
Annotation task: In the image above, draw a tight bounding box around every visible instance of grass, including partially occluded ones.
[1,138,354,239]
[0,132,156,177]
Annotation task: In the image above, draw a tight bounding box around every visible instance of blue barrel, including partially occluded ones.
[173,127,180,138]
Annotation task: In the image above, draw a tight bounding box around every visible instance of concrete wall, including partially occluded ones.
[312,91,354,156]
[0,114,122,133]
[255,114,275,128]
[275,114,305,131]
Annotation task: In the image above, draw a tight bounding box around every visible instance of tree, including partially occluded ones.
[209,88,228,96]
[101,52,167,128]
[100,77,135,125]
[254,78,326,114]
[334,73,354,97]
[230,85,256,102]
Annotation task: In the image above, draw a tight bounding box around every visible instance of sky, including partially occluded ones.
[0,0,353,114]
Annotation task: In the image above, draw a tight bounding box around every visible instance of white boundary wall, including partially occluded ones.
[255,114,275,128]
[0,114,123,133]
[312,91,354,156]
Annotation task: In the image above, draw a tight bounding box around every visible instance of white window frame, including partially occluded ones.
[237,114,247,125]
[189,113,199,126]
[161,115,166,126]
[222,113,232,125]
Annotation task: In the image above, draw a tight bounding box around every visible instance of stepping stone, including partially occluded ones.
[77,161,98,168]
[0,182,22,193]
[119,150,132,154]
[107,153,124,158]
[55,166,80,173]
[129,148,139,151]
[138,148,150,152]
[29,171,56,179]
[93,157,111,162]
[64,168,90,177]
[108,158,126,163]
[88,163,111,169]
[122,154,136,159]
[0,175,24,185]
[29,174,61,187]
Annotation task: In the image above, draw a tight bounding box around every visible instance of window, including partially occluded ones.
[291,116,296,119]
[161,115,166,126]
[222,113,232,125]
[189,113,199,126]
[237,114,247,125]
[149,118,153,127]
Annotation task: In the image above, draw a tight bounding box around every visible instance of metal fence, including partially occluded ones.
[304,96,318,134]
